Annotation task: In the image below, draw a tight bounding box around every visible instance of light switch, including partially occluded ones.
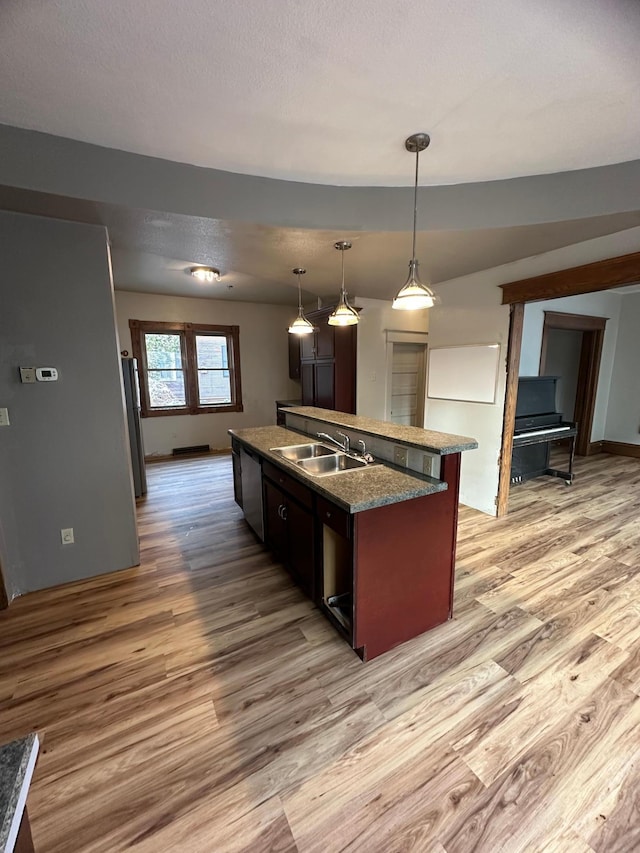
[19,367,37,383]
[0,408,9,427]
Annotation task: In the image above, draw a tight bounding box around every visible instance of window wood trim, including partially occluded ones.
[129,319,243,417]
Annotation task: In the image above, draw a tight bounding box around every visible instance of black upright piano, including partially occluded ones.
[511,376,577,485]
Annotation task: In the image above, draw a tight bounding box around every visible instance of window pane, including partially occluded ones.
[145,333,183,369]
[198,370,231,405]
[148,370,186,408]
[196,335,228,369]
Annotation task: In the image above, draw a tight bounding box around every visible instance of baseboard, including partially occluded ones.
[587,440,604,456]
[145,448,232,463]
[601,440,640,459]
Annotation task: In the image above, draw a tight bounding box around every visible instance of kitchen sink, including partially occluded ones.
[296,453,376,476]
[271,442,337,462]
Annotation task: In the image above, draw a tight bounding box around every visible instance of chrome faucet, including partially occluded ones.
[317,431,350,453]
[356,439,375,464]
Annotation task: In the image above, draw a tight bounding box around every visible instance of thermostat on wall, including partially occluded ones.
[35,367,58,382]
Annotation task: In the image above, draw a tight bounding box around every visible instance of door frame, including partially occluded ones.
[539,311,607,457]
[384,330,428,425]
[496,250,640,517]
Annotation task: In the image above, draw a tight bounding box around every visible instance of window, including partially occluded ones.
[129,320,243,417]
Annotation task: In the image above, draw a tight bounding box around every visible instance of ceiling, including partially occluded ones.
[1,0,639,185]
[2,187,640,304]
[0,2,639,304]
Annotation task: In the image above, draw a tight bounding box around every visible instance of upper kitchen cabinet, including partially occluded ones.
[288,333,301,380]
[299,306,357,414]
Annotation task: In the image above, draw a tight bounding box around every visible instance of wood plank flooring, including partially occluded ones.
[1,452,639,851]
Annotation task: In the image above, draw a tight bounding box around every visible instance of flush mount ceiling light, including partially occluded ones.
[288,268,315,335]
[328,241,359,327]
[189,266,221,283]
[392,133,439,311]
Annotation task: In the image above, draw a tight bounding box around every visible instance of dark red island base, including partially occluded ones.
[230,415,476,662]
[352,453,460,660]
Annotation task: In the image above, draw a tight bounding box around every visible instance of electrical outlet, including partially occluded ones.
[61,528,74,545]
[423,455,434,476]
[394,446,408,467]
[0,408,9,427]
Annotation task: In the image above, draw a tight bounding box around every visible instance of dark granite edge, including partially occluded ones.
[230,428,448,513]
[0,733,38,852]
[286,408,478,455]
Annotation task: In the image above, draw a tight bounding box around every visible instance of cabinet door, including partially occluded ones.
[315,361,335,409]
[300,332,316,361]
[264,480,288,561]
[287,499,315,600]
[316,320,334,359]
[301,362,315,405]
[288,334,301,380]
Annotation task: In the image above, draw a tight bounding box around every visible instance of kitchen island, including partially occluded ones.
[230,408,477,661]
[0,733,39,853]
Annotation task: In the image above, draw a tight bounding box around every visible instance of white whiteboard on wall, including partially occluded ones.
[427,344,501,404]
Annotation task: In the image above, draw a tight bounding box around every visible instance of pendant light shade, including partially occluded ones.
[288,268,314,335]
[392,260,436,310]
[328,241,359,326]
[392,132,439,311]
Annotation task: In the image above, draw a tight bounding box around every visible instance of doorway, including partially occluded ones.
[539,311,606,456]
[497,249,640,517]
[387,342,427,426]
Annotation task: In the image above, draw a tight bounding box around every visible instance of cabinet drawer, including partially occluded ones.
[316,496,351,539]
[263,460,313,509]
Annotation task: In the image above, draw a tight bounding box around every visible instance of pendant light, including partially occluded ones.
[288,268,314,335]
[392,132,438,310]
[328,241,359,326]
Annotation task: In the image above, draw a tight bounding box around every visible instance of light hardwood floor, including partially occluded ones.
[1,452,639,852]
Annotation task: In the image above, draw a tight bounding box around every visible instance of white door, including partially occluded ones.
[389,343,427,425]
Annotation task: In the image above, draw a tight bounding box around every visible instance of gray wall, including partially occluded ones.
[0,211,139,599]
[1,124,640,233]
[605,291,640,445]
[543,328,583,420]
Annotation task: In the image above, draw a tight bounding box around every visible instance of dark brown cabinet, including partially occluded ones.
[299,306,357,413]
[263,462,315,600]
[288,333,301,380]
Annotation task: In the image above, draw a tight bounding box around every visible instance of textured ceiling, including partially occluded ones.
[1,0,639,185]
[2,187,639,304]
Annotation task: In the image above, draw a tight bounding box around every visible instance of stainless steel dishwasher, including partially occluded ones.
[239,446,264,541]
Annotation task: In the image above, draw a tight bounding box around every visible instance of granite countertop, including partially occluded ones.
[229,425,448,513]
[0,734,39,853]
[286,407,478,455]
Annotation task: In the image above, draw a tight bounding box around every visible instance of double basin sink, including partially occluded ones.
[270,442,378,477]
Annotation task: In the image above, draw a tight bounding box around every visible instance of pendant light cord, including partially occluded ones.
[412,148,419,261]
[341,247,346,295]
[297,272,303,311]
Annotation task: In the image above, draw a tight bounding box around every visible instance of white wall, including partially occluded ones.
[519,291,622,441]
[425,290,510,515]
[355,297,428,420]
[115,291,299,456]
[0,212,139,598]
[427,225,640,516]
[605,291,640,445]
